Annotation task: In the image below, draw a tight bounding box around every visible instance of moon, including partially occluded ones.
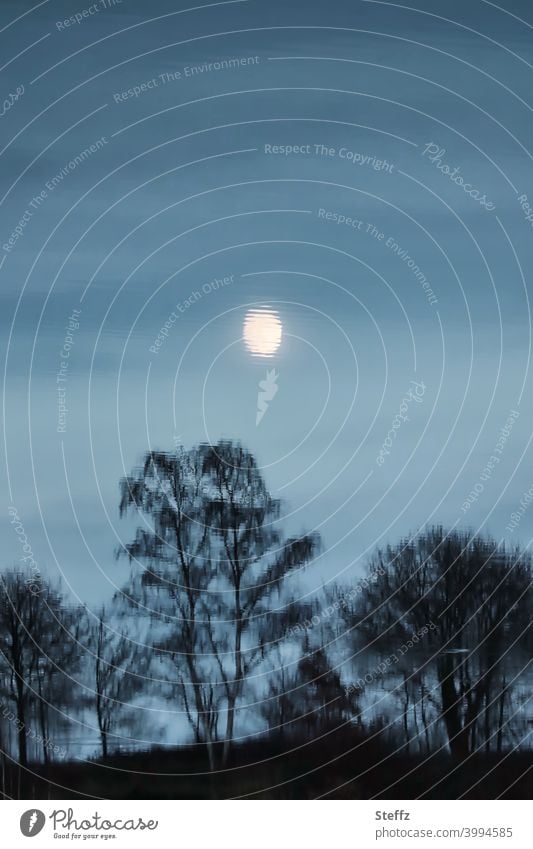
[243,308,282,357]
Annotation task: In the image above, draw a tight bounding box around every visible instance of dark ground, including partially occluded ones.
[2,730,532,799]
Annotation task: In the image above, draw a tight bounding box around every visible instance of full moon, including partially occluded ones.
[243,308,282,357]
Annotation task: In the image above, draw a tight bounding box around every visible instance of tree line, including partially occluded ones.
[1,441,531,774]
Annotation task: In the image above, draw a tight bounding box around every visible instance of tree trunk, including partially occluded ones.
[16,710,27,767]
[420,686,431,753]
[484,689,491,752]
[15,677,27,768]
[101,729,108,759]
[37,679,49,765]
[497,681,507,753]
[206,740,215,772]
[439,658,468,760]
[223,694,236,766]
[223,577,243,766]
[402,676,410,753]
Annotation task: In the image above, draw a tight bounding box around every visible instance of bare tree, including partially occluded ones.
[86,605,145,758]
[118,441,320,767]
[118,446,221,767]
[353,528,532,759]
[0,569,78,767]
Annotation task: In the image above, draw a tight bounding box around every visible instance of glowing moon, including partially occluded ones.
[243,308,282,357]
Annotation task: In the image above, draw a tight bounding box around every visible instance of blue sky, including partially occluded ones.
[2,0,533,605]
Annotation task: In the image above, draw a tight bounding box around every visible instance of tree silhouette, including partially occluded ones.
[0,569,78,767]
[85,605,146,758]
[353,528,532,759]
[118,440,320,766]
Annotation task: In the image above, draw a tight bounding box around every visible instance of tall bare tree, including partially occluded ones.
[118,441,320,767]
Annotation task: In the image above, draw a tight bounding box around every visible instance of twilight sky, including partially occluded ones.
[2,0,533,606]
